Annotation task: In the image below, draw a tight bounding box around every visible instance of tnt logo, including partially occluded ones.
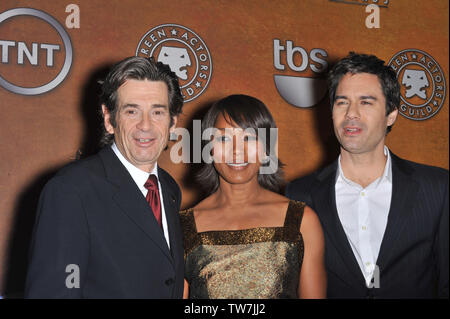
[0,8,73,95]
[0,41,60,66]
[273,39,328,108]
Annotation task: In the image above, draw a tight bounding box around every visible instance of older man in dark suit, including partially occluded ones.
[25,57,185,298]
[286,53,448,299]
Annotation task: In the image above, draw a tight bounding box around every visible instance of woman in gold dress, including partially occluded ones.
[180,94,326,298]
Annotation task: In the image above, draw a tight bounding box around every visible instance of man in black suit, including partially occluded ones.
[286,53,448,298]
[25,57,185,298]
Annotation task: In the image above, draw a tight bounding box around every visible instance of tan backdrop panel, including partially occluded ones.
[0,0,448,295]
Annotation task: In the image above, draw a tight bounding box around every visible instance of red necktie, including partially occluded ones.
[144,174,162,228]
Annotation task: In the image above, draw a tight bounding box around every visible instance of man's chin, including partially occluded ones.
[129,151,160,169]
[340,143,366,155]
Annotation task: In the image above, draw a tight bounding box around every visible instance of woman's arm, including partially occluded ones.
[298,205,327,299]
[183,279,189,299]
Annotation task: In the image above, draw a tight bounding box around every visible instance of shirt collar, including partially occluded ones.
[111,143,159,191]
[381,145,392,183]
[336,145,392,186]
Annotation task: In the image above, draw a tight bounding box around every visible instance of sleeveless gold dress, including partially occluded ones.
[180,200,305,299]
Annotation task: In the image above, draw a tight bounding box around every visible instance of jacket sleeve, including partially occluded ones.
[435,174,449,298]
[25,177,90,298]
[285,177,315,208]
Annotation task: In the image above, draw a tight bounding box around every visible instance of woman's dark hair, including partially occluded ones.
[328,52,400,134]
[99,56,183,146]
[197,94,285,195]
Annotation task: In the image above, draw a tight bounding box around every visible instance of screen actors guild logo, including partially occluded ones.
[388,49,446,120]
[0,8,73,95]
[158,46,191,80]
[136,24,212,103]
[402,69,428,99]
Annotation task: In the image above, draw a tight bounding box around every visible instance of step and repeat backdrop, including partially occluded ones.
[0,0,448,295]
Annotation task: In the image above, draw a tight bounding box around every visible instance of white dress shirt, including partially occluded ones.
[111,143,170,249]
[335,146,392,286]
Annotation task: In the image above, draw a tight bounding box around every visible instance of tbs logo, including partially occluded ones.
[273,39,328,108]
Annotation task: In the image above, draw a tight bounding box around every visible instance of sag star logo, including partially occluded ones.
[388,49,446,120]
[136,24,212,103]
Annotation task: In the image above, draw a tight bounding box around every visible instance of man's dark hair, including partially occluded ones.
[99,56,183,146]
[328,52,400,133]
[197,94,285,196]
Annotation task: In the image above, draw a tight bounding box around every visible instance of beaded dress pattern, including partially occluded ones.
[180,200,305,299]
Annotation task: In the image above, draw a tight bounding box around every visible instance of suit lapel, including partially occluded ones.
[99,147,173,263]
[314,161,366,289]
[376,153,419,270]
[158,167,183,263]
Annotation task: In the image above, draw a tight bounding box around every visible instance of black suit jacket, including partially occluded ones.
[25,146,184,298]
[286,152,449,298]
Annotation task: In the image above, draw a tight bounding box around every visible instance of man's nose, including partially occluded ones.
[345,102,361,120]
[137,113,152,130]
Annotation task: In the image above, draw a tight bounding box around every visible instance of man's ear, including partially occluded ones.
[170,115,178,133]
[387,108,398,127]
[102,104,115,134]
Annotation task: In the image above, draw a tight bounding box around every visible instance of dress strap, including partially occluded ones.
[180,207,196,229]
[179,208,200,258]
[283,200,305,232]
